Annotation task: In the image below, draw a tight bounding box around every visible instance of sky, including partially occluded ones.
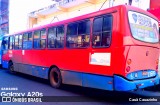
[9,0,55,33]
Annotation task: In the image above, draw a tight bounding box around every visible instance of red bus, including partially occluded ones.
[1,5,159,91]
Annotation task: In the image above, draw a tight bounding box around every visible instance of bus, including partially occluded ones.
[1,5,159,91]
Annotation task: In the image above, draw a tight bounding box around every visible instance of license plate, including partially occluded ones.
[142,71,148,76]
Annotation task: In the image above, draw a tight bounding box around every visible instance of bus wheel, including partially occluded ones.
[9,62,14,73]
[49,67,62,88]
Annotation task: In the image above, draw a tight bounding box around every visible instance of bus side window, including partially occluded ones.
[9,36,14,50]
[48,27,56,48]
[40,29,46,49]
[67,20,90,48]
[14,35,19,49]
[93,15,112,47]
[33,30,40,49]
[56,26,64,48]
[23,32,32,49]
[19,34,22,49]
[77,20,90,47]
[67,23,78,48]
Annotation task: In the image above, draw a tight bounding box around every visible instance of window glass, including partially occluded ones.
[67,23,77,36]
[93,17,103,32]
[67,20,90,48]
[48,27,56,48]
[19,35,22,49]
[41,29,46,39]
[40,39,46,48]
[34,31,40,39]
[23,32,32,49]
[78,20,90,34]
[23,33,28,41]
[56,26,64,48]
[9,36,14,49]
[103,15,112,31]
[48,26,64,48]
[28,32,32,41]
[128,11,159,43]
[93,15,112,47]
[33,40,40,48]
[14,35,19,49]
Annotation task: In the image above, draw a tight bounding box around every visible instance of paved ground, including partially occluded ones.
[0,68,160,105]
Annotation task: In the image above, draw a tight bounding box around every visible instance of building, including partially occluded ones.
[9,0,151,33]
[28,0,150,29]
[0,0,9,36]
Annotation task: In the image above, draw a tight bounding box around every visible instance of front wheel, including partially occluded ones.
[49,67,62,88]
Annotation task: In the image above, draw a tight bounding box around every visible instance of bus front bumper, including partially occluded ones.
[114,75,159,91]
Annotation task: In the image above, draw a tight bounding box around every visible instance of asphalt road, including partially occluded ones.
[0,68,160,105]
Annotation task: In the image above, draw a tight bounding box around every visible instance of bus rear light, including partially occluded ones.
[126,66,130,72]
[127,59,132,65]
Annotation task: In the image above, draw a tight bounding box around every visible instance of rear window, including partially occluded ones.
[128,11,159,43]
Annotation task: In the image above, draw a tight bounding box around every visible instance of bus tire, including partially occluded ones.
[9,62,14,73]
[49,67,62,88]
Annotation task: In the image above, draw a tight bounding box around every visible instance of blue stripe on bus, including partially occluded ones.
[82,73,113,90]
[6,63,160,91]
[114,75,159,91]
[2,60,9,69]
[61,70,113,90]
[31,66,49,79]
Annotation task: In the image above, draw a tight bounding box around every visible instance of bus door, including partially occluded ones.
[21,32,34,75]
[12,34,23,72]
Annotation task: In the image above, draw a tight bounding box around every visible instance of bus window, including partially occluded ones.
[93,15,112,47]
[33,30,40,48]
[2,37,8,50]
[48,27,56,48]
[9,36,14,49]
[48,26,64,48]
[23,32,33,49]
[28,32,33,41]
[67,20,90,48]
[56,26,64,48]
[77,20,90,47]
[128,11,159,43]
[14,35,19,49]
[40,29,46,48]
[23,33,28,41]
[19,35,22,49]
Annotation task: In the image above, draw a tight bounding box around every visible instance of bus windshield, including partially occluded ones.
[128,11,159,43]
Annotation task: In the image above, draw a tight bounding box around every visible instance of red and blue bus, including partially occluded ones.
[1,5,159,91]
